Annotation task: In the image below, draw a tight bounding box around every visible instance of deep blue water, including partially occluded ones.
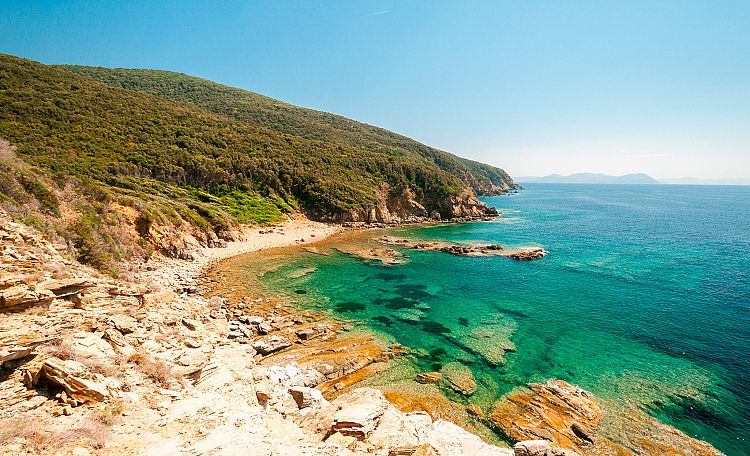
[258,184,750,454]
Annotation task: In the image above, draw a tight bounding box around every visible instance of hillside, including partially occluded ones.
[518,173,659,184]
[0,54,516,273]
[60,65,516,197]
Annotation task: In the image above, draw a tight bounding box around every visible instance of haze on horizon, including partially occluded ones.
[1,0,748,180]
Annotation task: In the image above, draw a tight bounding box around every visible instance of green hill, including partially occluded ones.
[0,53,516,273]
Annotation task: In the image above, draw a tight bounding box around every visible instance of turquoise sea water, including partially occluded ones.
[258,184,750,455]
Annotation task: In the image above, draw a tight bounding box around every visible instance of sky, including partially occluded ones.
[1,0,749,179]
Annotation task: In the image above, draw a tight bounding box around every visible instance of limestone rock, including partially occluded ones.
[108,314,139,334]
[288,386,325,409]
[34,357,111,402]
[332,388,390,439]
[0,284,54,308]
[0,345,34,366]
[252,335,293,355]
[467,403,484,420]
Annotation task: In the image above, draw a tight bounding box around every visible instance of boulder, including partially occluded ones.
[252,335,292,355]
[37,278,96,297]
[440,362,477,396]
[288,386,325,409]
[34,357,111,402]
[0,284,54,308]
[332,388,390,439]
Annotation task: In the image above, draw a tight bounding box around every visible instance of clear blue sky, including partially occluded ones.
[1,0,749,179]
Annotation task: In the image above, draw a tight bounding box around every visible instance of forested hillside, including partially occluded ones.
[0,54,517,273]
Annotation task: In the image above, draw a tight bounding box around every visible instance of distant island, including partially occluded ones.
[517,172,659,184]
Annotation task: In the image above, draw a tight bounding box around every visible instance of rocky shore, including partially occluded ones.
[0,210,724,455]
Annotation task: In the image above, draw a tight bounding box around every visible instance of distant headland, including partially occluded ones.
[517,172,659,184]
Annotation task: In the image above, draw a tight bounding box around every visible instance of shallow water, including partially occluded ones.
[255,184,750,455]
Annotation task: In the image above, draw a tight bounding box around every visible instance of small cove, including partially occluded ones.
[224,184,750,455]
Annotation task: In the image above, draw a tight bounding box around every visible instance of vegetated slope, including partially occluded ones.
[0,53,515,273]
[60,65,517,196]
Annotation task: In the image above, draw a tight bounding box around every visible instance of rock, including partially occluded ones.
[0,284,54,308]
[332,388,390,439]
[0,345,34,366]
[415,372,442,384]
[570,422,594,444]
[426,419,513,455]
[108,314,139,334]
[184,338,201,348]
[440,362,477,396]
[34,357,111,402]
[467,403,484,420]
[252,335,293,355]
[508,248,547,261]
[102,328,136,358]
[37,277,95,297]
[288,386,325,409]
[326,431,358,450]
[490,381,601,453]
[295,327,322,340]
[257,322,273,335]
[181,317,199,330]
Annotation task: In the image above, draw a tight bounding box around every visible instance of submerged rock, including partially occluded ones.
[415,372,442,384]
[440,362,477,396]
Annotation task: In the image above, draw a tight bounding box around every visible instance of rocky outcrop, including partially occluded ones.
[490,380,723,456]
[332,184,499,225]
[380,236,547,261]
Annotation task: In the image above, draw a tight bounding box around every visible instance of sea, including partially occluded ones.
[252,184,750,455]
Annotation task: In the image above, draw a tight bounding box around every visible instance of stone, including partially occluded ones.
[288,386,325,409]
[326,431,357,450]
[0,284,54,308]
[415,372,442,384]
[181,317,199,330]
[36,278,95,297]
[295,327,322,340]
[440,362,477,396]
[257,323,273,335]
[0,345,34,366]
[184,338,201,348]
[102,328,136,358]
[252,335,292,355]
[35,357,110,402]
[107,314,139,334]
[332,388,390,439]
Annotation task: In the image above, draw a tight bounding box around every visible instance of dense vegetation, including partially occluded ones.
[0,53,516,273]
[61,65,516,196]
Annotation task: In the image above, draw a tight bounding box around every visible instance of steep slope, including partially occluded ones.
[60,65,517,196]
[0,54,514,272]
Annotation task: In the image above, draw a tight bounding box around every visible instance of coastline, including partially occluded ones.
[0,210,726,455]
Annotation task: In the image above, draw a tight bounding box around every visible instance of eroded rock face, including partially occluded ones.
[490,380,723,456]
[331,184,500,225]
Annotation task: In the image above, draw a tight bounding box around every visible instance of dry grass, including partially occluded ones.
[46,339,76,360]
[0,417,25,445]
[128,349,175,387]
